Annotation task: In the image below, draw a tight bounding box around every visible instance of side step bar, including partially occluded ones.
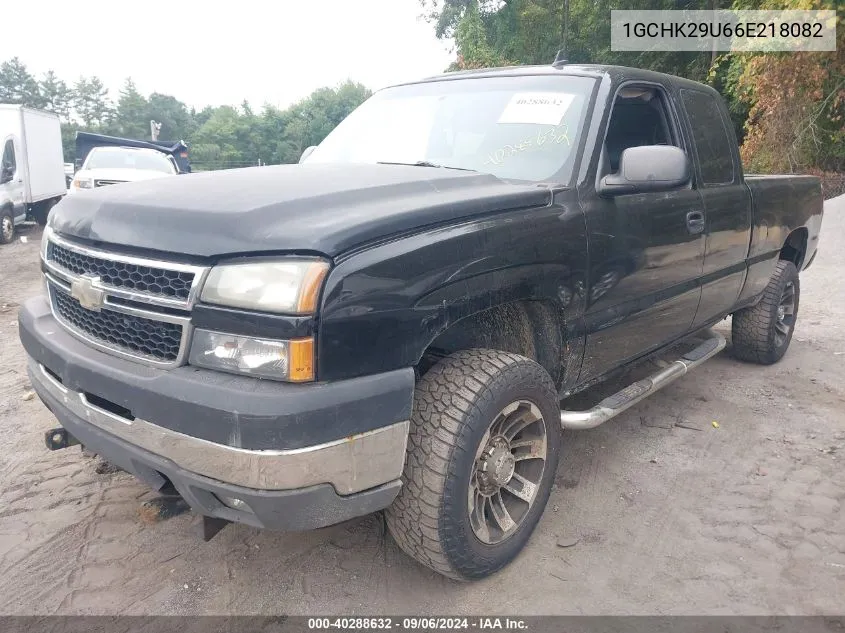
[560,329,727,430]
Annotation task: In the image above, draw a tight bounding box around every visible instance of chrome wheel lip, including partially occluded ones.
[468,400,548,545]
[1,216,12,241]
[774,280,796,347]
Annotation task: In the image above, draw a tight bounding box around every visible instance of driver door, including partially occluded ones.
[578,84,706,382]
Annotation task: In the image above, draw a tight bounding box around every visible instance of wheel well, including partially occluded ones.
[780,228,808,269]
[419,301,563,385]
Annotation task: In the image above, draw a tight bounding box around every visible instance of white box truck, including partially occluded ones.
[0,105,66,244]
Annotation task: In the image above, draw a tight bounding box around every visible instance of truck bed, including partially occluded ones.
[746,174,823,264]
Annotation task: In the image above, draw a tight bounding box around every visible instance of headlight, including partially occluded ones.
[41,225,52,261]
[201,259,329,314]
[72,178,93,189]
[188,329,314,382]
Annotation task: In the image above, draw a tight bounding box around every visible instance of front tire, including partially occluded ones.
[386,349,561,580]
[731,260,800,364]
[0,208,14,244]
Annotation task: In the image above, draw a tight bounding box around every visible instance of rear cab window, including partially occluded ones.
[680,89,736,186]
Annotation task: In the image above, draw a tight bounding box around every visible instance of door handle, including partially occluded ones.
[686,211,705,235]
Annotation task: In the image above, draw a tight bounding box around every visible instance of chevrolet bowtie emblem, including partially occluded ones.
[71,275,106,312]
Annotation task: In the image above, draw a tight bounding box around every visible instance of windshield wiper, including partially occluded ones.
[377,160,475,172]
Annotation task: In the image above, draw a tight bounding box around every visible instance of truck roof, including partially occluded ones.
[400,63,715,95]
[0,103,62,118]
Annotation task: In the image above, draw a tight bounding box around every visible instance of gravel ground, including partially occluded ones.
[0,197,842,616]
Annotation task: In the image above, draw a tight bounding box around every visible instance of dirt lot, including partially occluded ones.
[0,197,843,616]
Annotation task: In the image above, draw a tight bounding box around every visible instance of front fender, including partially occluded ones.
[316,196,588,382]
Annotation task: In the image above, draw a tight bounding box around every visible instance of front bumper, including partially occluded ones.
[20,296,414,530]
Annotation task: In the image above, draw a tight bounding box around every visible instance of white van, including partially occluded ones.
[0,105,66,243]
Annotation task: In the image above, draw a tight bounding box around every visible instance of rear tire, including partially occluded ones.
[731,260,800,365]
[386,349,561,580]
[0,208,14,244]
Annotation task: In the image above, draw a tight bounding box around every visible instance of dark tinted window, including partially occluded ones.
[603,87,678,174]
[681,89,735,185]
[1,139,15,172]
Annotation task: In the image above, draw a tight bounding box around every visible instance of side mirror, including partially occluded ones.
[299,146,317,164]
[598,145,690,196]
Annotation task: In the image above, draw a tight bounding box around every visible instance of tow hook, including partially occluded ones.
[44,427,80,450]
[138,496,191,525]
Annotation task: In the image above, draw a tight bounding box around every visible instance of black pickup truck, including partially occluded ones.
[19,62,823,581]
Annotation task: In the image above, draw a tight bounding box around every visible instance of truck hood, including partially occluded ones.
[75,167,175,183]
[50,163,552,258]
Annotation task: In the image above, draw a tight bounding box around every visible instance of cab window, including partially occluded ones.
[1,139,16,178]
[680,89,735,185]
[601,86,679,177]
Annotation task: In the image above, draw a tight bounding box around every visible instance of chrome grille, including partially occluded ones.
[47,241,195,301]
[94,179,126,187]
[51,286,183,362]
[42,227,208,367]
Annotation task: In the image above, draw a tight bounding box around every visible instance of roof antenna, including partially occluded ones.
[553,49,568,68]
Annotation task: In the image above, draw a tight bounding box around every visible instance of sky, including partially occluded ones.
[1,0,455,110]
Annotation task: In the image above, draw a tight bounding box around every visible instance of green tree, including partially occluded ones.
[190,81,372,167]
[450,2,512,69]
[39,70,73,120]
[190,106,250,170]
[276,81,372,161]
[278,113,310,163]
[192,105,216,130]
[113,78,150,138]
[1,57,372,171]
[72,76,113,127]
[148,93,196,141]
[722,0,843,173]
[0,57,44,106]
[259,105,289,163]
[61,122,82,163]
[426,0,717,80]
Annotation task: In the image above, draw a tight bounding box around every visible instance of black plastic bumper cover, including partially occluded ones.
[20,293,412,530]
[19,296,415,450]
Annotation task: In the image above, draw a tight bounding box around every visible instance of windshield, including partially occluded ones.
[84,148,176,174]
[306,75,596,184]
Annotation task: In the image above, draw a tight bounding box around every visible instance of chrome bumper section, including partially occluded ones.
[30,359,409,495]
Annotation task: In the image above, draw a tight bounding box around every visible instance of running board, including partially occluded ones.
[560,330,727,430]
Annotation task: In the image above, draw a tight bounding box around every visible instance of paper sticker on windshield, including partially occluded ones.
[498,93,575,125]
